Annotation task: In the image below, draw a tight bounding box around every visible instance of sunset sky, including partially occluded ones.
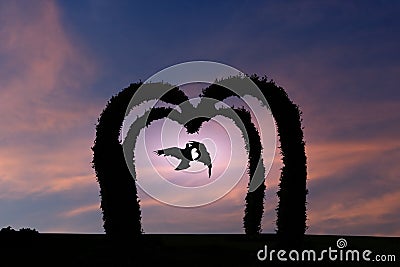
[0,1,399,236]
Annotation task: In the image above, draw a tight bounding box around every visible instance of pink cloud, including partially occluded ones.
[138,177,251,233]
[309,191,400,236]
[0,1,97,136]
[0,137,96,198]
[304,135,400,236]
[0,1,102,232]
[307,138,400,182]
[61,203,100,218]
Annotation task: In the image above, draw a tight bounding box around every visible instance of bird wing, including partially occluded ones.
[175,159,190,170]
[155,147,191,171]
[154,147,183,160]
[197,143,212,178]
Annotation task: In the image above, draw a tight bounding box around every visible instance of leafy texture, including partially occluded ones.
[92,76,307,242]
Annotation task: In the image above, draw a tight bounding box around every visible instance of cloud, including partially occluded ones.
[307,138,400,182]
[0,1,102,231]
[61,203,100,218]
[138,175,250,233]
[0,1,97,135]
[304,136,400,236]
[309,190,400,236]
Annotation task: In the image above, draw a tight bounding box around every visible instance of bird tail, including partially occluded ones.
[208,164,212,178]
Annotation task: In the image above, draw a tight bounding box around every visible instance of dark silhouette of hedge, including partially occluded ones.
[235,108,265,234]
[203,76,308,239]
[92,83,188,239]
[0,226,39,234]
[92,84,143,238]
[0,226,39,244]
[92,76,307,241]
[201,82,265,235]
[251,75,308,242]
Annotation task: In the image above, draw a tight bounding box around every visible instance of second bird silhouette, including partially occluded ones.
[154,141,212,178]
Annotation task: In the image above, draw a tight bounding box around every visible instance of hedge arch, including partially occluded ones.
[92,75,307,239]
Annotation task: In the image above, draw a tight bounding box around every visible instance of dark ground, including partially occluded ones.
[0,233,398,266]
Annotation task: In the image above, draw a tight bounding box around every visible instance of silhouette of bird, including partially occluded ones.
[154,141,212,177]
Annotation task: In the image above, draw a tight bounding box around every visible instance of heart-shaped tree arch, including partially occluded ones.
[92,75,307,240]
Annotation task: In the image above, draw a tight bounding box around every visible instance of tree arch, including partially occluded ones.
[92,76,307,240]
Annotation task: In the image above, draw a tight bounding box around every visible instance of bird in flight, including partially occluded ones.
[154,141,212,178]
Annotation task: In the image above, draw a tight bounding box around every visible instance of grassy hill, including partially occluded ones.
[0,233,398,266]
